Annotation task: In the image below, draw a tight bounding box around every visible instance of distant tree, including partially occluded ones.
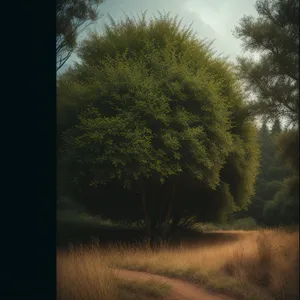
[58,13,259,244]
[263,175,299,226]
[259,121,273,177]
[231,120,292,224]
[276,129,299,172]
[271,118,282,136]
[56,0,104,71]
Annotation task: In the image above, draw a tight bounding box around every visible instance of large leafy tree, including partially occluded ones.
[56,0,104,71]
[58,13,259,243]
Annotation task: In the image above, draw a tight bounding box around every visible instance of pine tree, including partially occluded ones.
[234,0,299,128]
[271,118,282,136]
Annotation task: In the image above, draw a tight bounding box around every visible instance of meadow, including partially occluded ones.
[57,216,299,300]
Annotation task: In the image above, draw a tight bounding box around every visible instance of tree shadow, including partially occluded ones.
[169,228,243,247]
[57,221,243,250]
[57,221,145,249]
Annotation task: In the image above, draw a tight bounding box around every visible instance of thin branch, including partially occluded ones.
[57,51,73,71]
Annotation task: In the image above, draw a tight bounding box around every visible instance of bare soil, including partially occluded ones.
[115,269,234,300]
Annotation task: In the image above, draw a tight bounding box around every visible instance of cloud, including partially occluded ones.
[183,0,258,59]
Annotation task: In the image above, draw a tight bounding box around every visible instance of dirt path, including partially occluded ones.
[115,269,234,300]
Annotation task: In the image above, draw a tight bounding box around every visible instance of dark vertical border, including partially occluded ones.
[2,0,56,298]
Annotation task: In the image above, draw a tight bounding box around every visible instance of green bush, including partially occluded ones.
[228,217,259,230]
[194,217,259,232]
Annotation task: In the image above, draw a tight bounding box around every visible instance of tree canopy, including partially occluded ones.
[56,0,104,71]
[58,13,260,243]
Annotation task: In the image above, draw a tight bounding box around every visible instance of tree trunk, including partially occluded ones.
[140,186,151,238]
[140,180,177,249]
[171,214,181,232]
[157,181,176,245]
[140,184,159,248]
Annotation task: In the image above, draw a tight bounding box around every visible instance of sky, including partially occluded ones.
[58,0,258,74]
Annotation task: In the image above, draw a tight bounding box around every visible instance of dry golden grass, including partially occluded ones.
[57,228,299,300]
[57,248,171,300]
[57,249,118,300]
[103,228,299,300]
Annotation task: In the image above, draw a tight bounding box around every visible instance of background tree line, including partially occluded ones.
[231,118,298,226]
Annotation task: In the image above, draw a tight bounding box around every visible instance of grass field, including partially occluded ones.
[57,227,299,300]
[57,249,171,300]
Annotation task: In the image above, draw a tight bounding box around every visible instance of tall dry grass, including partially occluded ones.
[57,247,170,300]
[221,229,299,300]
[57,228,299,300]
[101,229,299,300]
[57,249,119,300]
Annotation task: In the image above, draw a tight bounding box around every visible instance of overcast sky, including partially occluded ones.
[58,0,258,74]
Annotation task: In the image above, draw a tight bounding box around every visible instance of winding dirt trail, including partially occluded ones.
[115,269,234,300]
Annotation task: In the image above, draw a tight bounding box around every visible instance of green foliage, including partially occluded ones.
[263,176,299,226]
[194,217,259,231]
[227,217,259,230]
[271,118,281,136]
[58,13,260,239]
[231,121,293,224]
[234,0,299,127]
[234,1,299,209]
[233,4,299,229]
[275,127,299,207]
[276,129,299,171]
